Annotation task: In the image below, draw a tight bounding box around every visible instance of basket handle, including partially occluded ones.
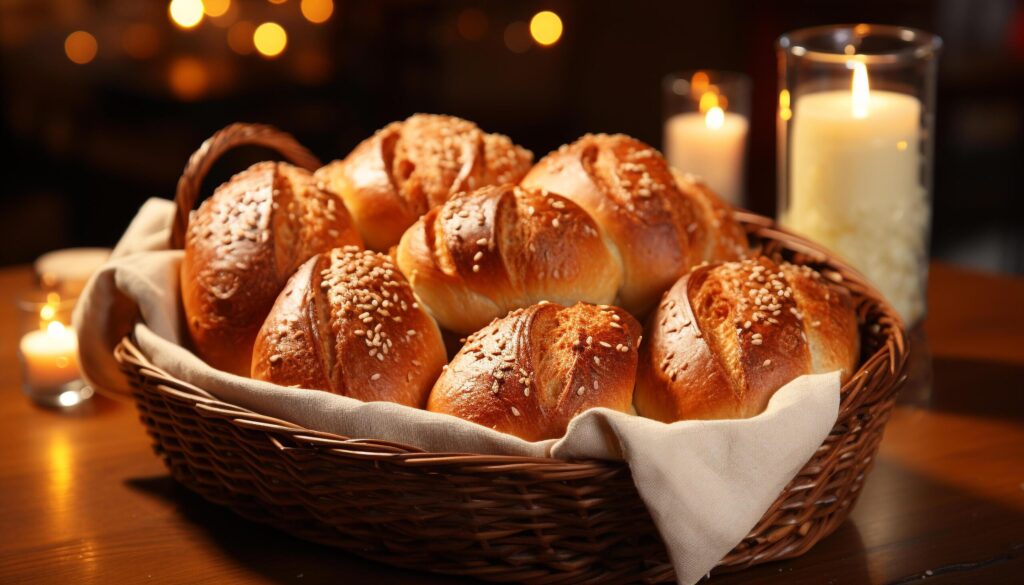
[170,123,322,249]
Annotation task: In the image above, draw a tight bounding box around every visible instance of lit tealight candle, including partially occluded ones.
[664,92,749,205]
[19,320,81,391]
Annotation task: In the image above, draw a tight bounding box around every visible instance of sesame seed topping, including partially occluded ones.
[371,373,381,380]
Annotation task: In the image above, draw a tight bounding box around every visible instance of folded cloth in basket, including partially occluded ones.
[74,198,840,585]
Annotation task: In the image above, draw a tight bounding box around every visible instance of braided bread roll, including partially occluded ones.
[636,257,859,422]
[427,302,642,441]
[395,184,623,334]
[182,162,362,375]
[252,247,446,407]
[521,134,748,315]
[315,114,533,252]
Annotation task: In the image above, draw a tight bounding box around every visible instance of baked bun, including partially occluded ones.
[252,247,446,407]
[635,257,859,422]
[395,184,623,334]
[521,134,748,315]
[182,161,362,375]
[315,114,533,251]
[427,302,642,441]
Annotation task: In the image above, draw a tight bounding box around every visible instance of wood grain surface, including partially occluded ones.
[0,263,1020,584]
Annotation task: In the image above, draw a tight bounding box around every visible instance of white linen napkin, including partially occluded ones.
[74,198,840,585]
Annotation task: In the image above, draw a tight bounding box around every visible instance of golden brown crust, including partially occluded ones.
[521,134,748,315]
[427,302,642,441]
[395,185,623,334]
[181,162,362,375]
[635,257,859,422]
[252,247,447,407]
[315,114,533,252]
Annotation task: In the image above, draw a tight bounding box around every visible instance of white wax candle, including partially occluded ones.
[783,86,927,324]
[19,322,81,389]
[664,110,749,205]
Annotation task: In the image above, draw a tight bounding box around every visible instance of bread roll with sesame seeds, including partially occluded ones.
[182,161,363,376]
[635,257,859,422]
[252,247,446,407]
[395,184,624,334]
[521,133,748,316]
[315,114,533,252]
[426,302,642,441]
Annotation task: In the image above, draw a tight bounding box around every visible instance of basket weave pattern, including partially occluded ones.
[112,124,908,584]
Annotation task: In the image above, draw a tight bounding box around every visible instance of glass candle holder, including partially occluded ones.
[663,70,752,206]
[776,24,942,326]
[16,292,93,408]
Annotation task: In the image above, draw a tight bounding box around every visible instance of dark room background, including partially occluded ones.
[1,0,1021,272]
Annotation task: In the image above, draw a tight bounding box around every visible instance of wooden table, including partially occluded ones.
[0,263,1020,584]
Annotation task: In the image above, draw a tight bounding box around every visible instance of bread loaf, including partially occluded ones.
[521,134,748,315]
[315,114,533,251]
[252,247,446,407]
[395,184,623,334]
[635,257,859,421]
[181,161,362,375]
[427,302,642,441]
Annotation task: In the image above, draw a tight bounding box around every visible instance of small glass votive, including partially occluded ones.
[776,24,942,326]
[662,70,752,206]
[17,292,93,408]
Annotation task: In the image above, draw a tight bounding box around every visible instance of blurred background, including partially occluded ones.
[1,0,1021,272]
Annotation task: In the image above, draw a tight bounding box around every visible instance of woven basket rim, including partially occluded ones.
[113,209,908,466]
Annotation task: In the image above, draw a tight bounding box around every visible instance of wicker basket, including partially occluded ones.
[110,124,908,584]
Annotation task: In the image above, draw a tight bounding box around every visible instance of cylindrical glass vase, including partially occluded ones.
[776,24,941,326]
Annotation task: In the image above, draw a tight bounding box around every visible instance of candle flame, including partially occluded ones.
[698,91,719,114]
[39,292,61,329]
[47,320,66,336]
[779,89,792,121]
[705,106,725,129]
[851,61,870,119]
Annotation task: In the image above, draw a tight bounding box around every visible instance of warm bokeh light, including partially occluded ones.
[456,8,487,41]
[690,71,710,97]
[121,23,160,59]
[254,22,287,58]
[227,20,256,55]
[779,89,792,121]
[529,10,563,46]
[851,60,870,119]
[64,31,97,65]
[268,0,288,4]
[301,0,334,24]
[896,140,908,151]
[705,106,725,129]
[169,0,204,29]
[504,21,531,53]
[204,0,231,18]
[168,57,210,100]
[698,91,718,114]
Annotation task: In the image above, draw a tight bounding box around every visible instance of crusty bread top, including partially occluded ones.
[182,161,362,375]
[635,257,859,421]
[395,184,623,334]
[521,134,747,315]
[316,114,533,251]
[426,302,642,441]
[252,247,446,407]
